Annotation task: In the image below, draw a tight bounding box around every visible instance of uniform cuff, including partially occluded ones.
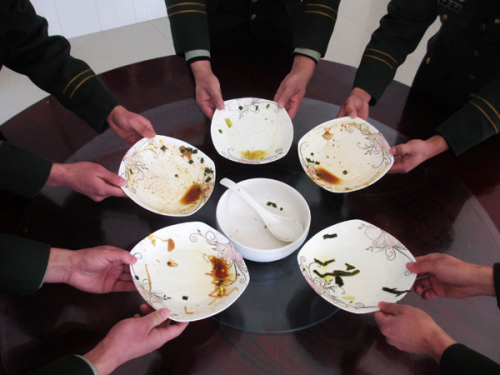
[185,49,211,64]
[293,48,321,63]
[75,355,99,375]
[494,263,500,309]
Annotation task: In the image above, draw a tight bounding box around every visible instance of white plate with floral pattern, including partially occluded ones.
[130,222,250,322]
[297,219,416,314]
[298,117,393,193]
[211,97,293,164]
[119,135,215,216]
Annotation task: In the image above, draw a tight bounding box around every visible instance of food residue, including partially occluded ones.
[168,238,175,251]
[313,261,360,288]
[184,306,194,315]
[167,260,178,267]
[145,264,152,294]
[322,130,334,140]
[314,258,335,266]
[206,255,238,305]
[180,184,202,205]
[179,146,197,160]
[322,233,338,240]
[382,287,411,297]
[225,118,233,128]
[241,150,267,160]
[315,166,341,185]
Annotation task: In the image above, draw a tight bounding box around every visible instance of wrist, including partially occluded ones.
[84,342,120,375]
[472,265,495,297]
[190,60,213,79]
[351,87,371,104]
[290,55,316,81]
[47,163,69,188]
[425,135,449,158]
[426,326,457,362]
[44,248,74,284]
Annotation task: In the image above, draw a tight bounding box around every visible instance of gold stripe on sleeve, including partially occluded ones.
[306,3,338,14]
[470,101,499,133]
[366,48,397,64]
[167,2,206,11]
[62,69,92,94]
[69,75,96,99]
[474,96,500,121]
[364,55,394,69]
[168,9,207,17]
[304,10,336,21]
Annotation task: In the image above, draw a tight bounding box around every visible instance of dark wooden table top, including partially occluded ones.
[1,54,499,375]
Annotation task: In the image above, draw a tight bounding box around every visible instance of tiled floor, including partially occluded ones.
[0,1,439,125]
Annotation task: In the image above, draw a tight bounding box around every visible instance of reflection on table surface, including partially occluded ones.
[1,54,499,375]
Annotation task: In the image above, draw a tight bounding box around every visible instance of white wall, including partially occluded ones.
[31,0,167,38]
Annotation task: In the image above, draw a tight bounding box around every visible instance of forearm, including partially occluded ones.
[353,0,437,104]
[0,234,50,294]
[293,0,339,57]
[436,73,500,155]
[440,343,500,375]
[0,141,52,198]
[4,0,118,132]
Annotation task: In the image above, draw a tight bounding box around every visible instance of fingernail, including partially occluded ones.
[119,177,127,187]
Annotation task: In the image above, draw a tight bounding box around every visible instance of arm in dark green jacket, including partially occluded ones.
[353,0,437,103]
[436,72,500,155]
[0,141,52,198]
[2,0,119,133]
[25,355,95,375]
[164,0,339,61]
[438,263,500,374]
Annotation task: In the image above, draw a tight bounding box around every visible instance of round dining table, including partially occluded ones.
[1,53,499,375]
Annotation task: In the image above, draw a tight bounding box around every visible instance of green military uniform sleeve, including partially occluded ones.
[164,0,210,54]
[165,0,338,59]
[436,73,500,155]
[439,343,500,375]
[292,0,339,57]
[352,0,437,104]
[25,355,96,375]
[2,0,119,133]
[0,141,52,198]
[0,234,50,295]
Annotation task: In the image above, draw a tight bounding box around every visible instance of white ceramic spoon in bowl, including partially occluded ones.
[220,178,304,243]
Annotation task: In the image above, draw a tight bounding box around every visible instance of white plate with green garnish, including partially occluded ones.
[298,117,393,193]
[119,135,215,216]
[211,98,293,164]
[298,219,416,314]
[130,222,250,322]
